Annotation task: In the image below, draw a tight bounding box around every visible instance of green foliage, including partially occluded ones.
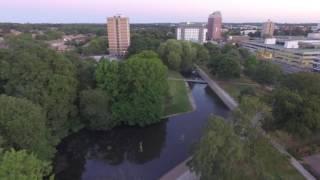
[158,39,197,72]
[80,89,116,130]
[0,36,79,139]
[81,36,108,55]
[96,51,168,126]
[252,61,282,85]
[190,116,244,180]
[243,55,259,76]
[65,52,97,90]
[36,30,64,41]
[194,44,210,64]
[0,95,55,160]
[167,51,182,71]
[112,56,168,126]
[0,149,52,180]
[96,60,121,100]
[272,73,320,137]
[208,54,241,79]
[128,25,174,56]
[191,97,301,179]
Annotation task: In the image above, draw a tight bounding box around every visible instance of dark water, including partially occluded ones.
[54,83,230,180]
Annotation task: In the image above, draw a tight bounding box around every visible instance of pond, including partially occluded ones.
[54,83,230,180]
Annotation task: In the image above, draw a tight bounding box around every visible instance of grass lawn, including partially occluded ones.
[163,71,193,117]
[200,65,269,100]
[250,137,305,180]
[271,131,320,159]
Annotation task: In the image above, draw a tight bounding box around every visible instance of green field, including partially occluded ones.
[164,71,193,117]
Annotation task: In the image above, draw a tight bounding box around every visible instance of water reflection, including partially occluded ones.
[54,83,229,180]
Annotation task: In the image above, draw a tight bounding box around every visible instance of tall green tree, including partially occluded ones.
[253,61,282,85]
[0,149,52,180]
[0,95,55,160]
[112,55,168,126]
[272,73,320,136]
[208,54,241,79]
[190,116,244,180]
[0,36,79,139]
[80,89,116,130]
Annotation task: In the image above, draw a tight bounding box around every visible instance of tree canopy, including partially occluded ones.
[272,73,320,136]
[0,36,79,139]
[96,51,168,126]
[0,149,52,180]
[0,95,55,160]
[158,39,197,73]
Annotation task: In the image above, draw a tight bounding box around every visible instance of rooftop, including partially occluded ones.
[244,40,320,54]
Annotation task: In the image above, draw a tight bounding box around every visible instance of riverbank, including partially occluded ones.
[198,64,312,179]
[163,71,195,117]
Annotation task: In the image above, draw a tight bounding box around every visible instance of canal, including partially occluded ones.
[54,83,230,180]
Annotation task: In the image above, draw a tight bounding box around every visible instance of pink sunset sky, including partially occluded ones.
[1,0,319,23]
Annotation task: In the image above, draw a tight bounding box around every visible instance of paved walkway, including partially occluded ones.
[304,154,320,178]
[168,78,207,84]
[159,157,199,180]
[196,66,238,110]
[259,128,316,180]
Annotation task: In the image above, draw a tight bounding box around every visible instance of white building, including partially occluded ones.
[241,29,257,36]
[176,23,207,44]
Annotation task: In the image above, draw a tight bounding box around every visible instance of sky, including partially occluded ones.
[1,0,319,23]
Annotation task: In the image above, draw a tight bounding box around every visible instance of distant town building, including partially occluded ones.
[176,23,207,43]
[241,29,257,36]
[313,57,320,72]
[241,37,320,68]
[107,15,130,56]
[311,24,320,32]
[207,11,222,41]
[227,35,249,44]
[10,29,22,36]
[307,33,320,40]
[261,20,275,38]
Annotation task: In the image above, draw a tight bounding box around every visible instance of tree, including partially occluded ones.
[0,95,55,160]
[1,36,79,139]
[112,55,168,126]
[272,73,320,136]
[81,36,108,55]
[0,149,52,180]
[190,116,244,180]
[208,54,241,79]
[253,61,282,85]
[96,51,168,127]
[158,40,197,72]
[80,89,116,130]
[180,41,196,72]
[244,55,259,76]
[194,44,210,64]
[96,60,121,100]
[167,51,181,71]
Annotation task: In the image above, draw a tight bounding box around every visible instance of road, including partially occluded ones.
[271,60,311,74]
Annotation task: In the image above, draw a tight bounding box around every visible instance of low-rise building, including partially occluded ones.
[241,29,257,36]
[176,23,207,43]
[313,57,320,72]
[241,38,320,68]
[307,33,320,40]
[227,35,249,44]
[311,24,320,32]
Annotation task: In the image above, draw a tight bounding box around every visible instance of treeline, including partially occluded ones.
[0,35,168,178]
[201,43,320,137]
[190,97,301,179]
